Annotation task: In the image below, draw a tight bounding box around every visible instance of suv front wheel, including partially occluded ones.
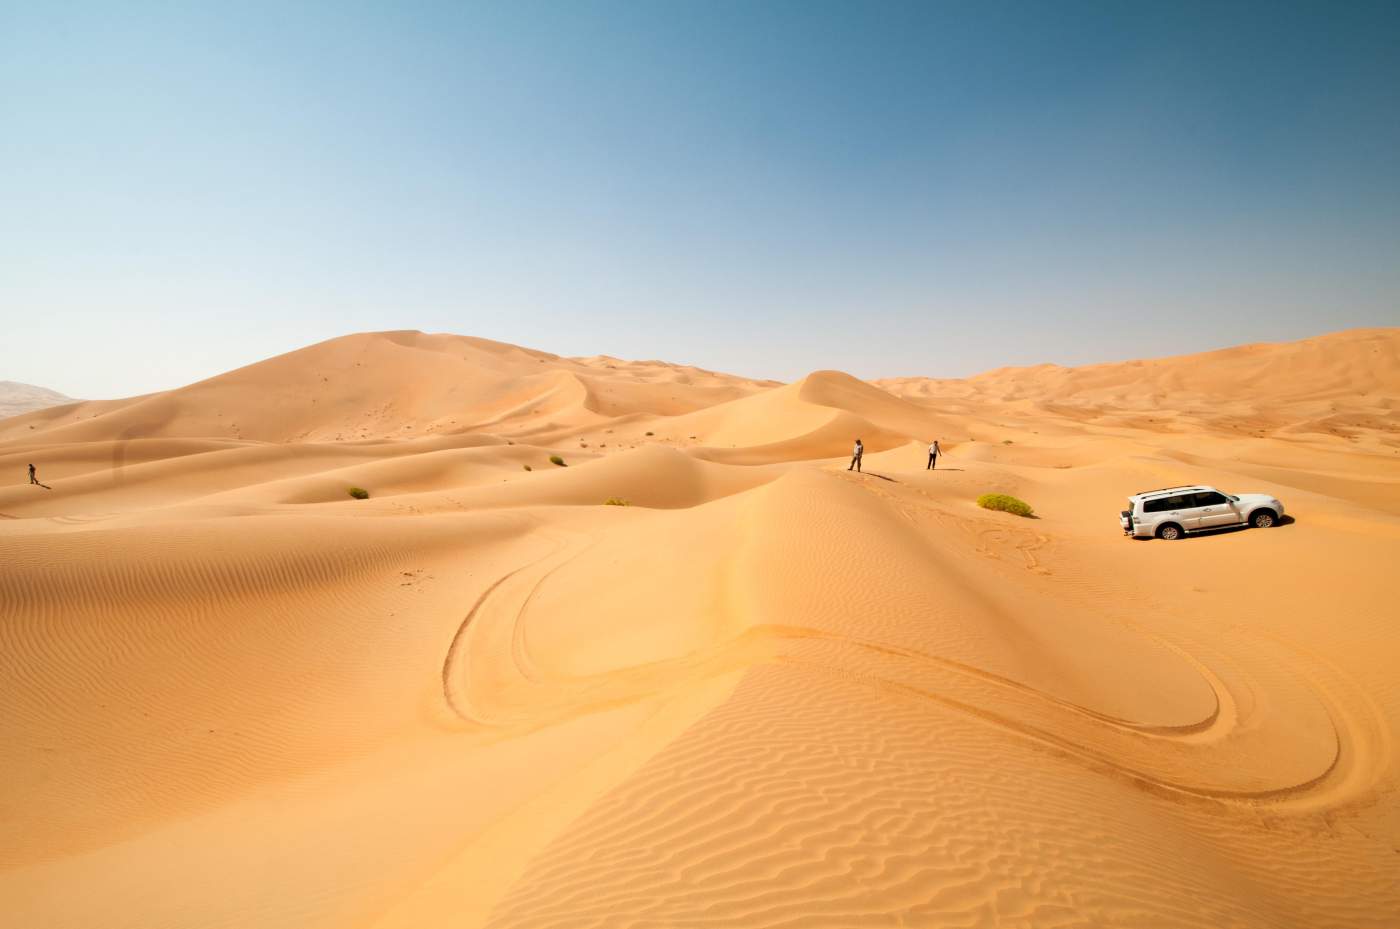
[1156,523,1184,541]
[1250,509,1277,529]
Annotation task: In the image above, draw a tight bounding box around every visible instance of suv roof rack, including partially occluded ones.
[1133,485,1202,497]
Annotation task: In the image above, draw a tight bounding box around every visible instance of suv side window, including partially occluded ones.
[1144,494,1191,513]
[1193,491,1227,506]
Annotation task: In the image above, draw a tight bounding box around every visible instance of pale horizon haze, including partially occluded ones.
[3,1,1398,399]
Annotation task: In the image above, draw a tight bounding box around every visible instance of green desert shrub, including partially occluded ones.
[603,497,630,506]
[549,455,566,467]
[347,486,369,500]
[977,493,1033,517]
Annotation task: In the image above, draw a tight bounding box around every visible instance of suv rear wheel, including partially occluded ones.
[1157,523,1184,541]
[1250,509,1277,529]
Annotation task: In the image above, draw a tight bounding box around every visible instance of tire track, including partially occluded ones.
[440,545,1365,809]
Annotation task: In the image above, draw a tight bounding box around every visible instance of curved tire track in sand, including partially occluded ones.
[442,548,1374,811]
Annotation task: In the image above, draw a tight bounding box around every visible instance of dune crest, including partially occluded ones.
[2,327,1398,928]
[0,381,77,419]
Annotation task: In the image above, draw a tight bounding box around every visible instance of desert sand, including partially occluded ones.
[2,327,1399,928]
[0,381,75,421]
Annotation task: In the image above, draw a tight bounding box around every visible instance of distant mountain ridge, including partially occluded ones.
[0,381,77,420]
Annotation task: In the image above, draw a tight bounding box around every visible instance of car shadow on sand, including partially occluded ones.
[1136,514,1296,541]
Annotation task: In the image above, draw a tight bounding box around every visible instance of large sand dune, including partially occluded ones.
[2,328,1398,928]
[0,381,76,420]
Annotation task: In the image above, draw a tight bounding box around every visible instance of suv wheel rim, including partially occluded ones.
[1256,514,1273,528]
[1162,526,1179,540]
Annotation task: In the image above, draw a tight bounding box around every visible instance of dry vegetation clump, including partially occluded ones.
[977,493,1032,517]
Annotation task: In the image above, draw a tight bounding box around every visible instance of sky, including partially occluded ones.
[3,1,1398,399]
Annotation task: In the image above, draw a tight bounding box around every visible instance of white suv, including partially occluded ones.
[1121,485,1285,540]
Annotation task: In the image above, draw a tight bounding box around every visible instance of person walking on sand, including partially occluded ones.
[28,463,38,485]
[849,438,864,472]
[927,440,941,470]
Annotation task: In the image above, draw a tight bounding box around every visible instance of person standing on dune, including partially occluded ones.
[927,440,941,470]
[28,463,38,484]
[849,438,863,472]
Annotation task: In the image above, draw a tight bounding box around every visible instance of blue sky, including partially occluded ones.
[3,1,1398,398]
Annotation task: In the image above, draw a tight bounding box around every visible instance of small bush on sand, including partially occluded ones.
[1002,439,1014,445]
[522,464,532,471]
[603,497,630,506]
[348,487,369,500]
[977,493,1032,517]
[549,455,566,467]
[645,431,654,436]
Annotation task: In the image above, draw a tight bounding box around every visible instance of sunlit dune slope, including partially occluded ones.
[2,327,1398,929]
[659,370,960,464]
[879,327,1400,446]
[0,381,76,419]
[0,330,776,445]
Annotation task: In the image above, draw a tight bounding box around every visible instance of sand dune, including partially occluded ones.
[2,328,1398,928]
[0,381,76,420]
[880,327,1400,447]
[0,331,775,446]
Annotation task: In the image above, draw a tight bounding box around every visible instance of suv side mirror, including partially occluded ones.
[1229,495,1239,502]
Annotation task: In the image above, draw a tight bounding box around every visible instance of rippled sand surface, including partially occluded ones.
[3,328,1398,928]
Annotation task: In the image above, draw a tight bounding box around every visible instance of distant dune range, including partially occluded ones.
[0,380,76,420]
[2,328,1398,928]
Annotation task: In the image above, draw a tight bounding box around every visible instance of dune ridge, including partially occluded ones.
[0,381,77,420]
[2,327,1398,928]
